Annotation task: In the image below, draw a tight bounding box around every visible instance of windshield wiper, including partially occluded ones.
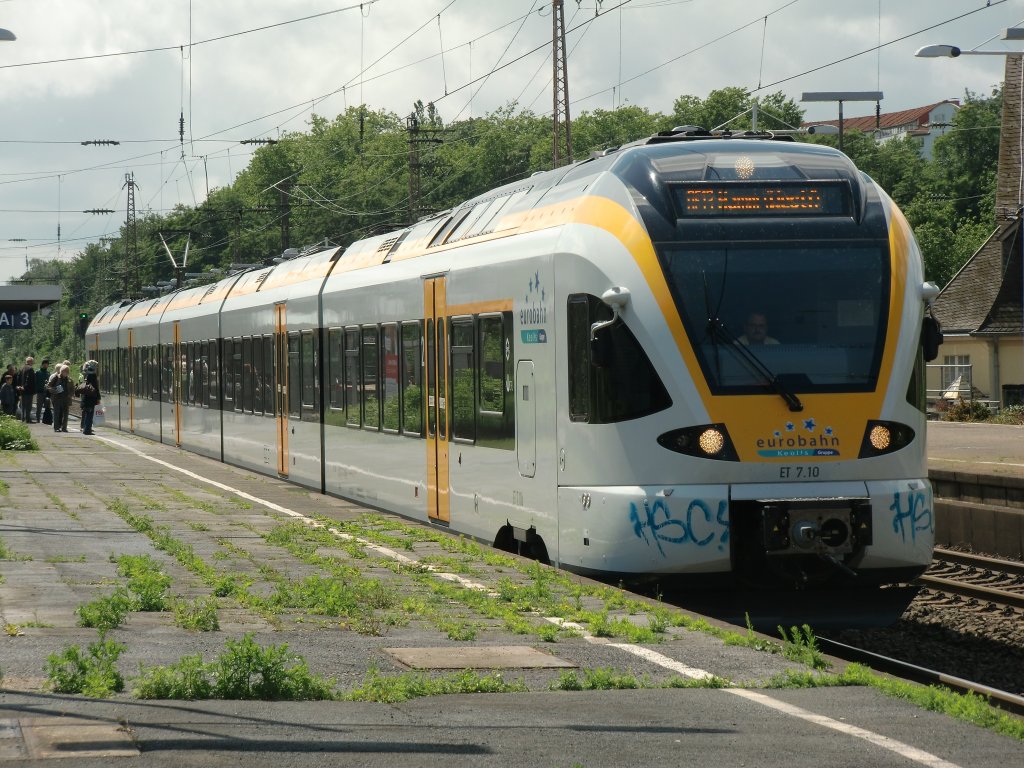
[705,317,804,412]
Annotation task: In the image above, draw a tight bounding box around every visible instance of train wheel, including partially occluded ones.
[493,524,550,566]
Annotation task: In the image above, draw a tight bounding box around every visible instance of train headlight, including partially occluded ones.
[658,423,738,461]
[698,428,725,456]
[868,424,891,451]
[858,420,915,458]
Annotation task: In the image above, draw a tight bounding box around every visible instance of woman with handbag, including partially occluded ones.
[48,365,73,432]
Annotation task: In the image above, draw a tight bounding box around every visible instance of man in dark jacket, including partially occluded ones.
[34,359,50,422]
[17,356,36,422]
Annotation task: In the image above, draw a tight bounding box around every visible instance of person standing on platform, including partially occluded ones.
[34,359,50,422]
[0,374,17,416]
[77,361,101,435]
[17,356,36,422]
[48,364,73,433]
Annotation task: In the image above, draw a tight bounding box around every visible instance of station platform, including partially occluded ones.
[0,422,1020,766]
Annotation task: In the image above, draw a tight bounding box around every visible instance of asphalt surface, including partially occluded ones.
[0,421,1020,766]
[927,420,1024,477]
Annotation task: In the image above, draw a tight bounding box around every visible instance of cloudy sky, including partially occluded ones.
[1,0,1022,284]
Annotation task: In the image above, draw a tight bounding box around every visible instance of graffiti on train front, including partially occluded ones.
[889,489,933,544]
[629,497,729,557]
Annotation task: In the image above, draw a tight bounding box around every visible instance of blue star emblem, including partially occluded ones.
[785,422,794,432]
[824,427,833,436]
[803,418,816,432]
[773,431,781,438]
[534,270,540,289]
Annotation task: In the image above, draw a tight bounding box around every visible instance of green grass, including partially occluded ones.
[345,667,527,702]
[0,415,37,451]
[135,634,336,700]
[46,635,126,697]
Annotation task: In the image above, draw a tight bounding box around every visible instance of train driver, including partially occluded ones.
[738,311,779,345]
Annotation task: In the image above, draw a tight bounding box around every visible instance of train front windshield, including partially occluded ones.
[660,242,889,394]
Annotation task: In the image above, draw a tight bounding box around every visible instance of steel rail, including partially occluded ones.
[818,636,1024,717]
[915,574,1024,611]
[933,547,1024,578]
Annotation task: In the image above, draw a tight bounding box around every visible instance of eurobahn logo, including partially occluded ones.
[519,269,549,344]
[756,417,841,457]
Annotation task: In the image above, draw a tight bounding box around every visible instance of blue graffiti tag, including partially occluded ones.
[630,498,729,557]
[889,489,933,544]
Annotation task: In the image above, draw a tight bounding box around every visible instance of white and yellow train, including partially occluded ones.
[87,130,941,589]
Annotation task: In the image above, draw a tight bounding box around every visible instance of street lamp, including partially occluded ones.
[915,27,1024,415]
[915,28,1024,58]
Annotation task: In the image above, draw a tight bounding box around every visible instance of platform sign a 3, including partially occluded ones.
[0,310,32,329]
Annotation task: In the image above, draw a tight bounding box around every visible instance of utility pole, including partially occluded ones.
[123,172,140,300]
[551,0,572,167]
[406,113,443,226]
[278,182,291,252]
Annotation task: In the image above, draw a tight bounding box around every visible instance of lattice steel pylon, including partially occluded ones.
[551,0,572,167]
[122,172,140,299]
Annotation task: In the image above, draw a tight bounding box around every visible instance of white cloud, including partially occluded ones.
[0,0,1020,282]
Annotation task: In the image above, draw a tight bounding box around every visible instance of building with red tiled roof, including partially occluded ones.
[804,100,959,159]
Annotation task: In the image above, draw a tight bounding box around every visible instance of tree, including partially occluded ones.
[671,87,803,131]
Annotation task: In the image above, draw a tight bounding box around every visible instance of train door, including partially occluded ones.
[274,304,289,477]
[424,276,450,523]
[127,329,136,432]
[516,360,536,477]
[172,321,182,446]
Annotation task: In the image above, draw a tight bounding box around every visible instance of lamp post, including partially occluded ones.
[801,91,883,154]
[915,29,1023,222]
[916,28,1024,414]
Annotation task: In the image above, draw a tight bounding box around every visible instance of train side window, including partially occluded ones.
[380,324,400,432]
[233,339,245,412]
[301,330,318,420]
[252,336,264,415]
[566,293,672,424]
[362,326,380,430]
[344,328,360,427]
[328,328,344,411]
[450,317,475,442]
[401,321,423,436]
[208,341,220,410]
[477,312,514,449]
[567,296,591,421]
[262,336,274,416]
[199,341,209,408]
[163,344,174,402]
[287,333,301,418]
[242,337,253,413]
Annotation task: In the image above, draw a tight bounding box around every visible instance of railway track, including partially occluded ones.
[917,548,1024,612]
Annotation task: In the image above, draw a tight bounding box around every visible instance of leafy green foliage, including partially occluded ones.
[0,416,37,452]
[942,398,992,422]
[135,636,336,700]
[173,596,220,632]
[777,624,828,670]
[46,635,126,697]
[550,668,641,691]
[992,404,1024,425]
[77,589,132,631]
[345,667,526,702]
[116,554,172,611]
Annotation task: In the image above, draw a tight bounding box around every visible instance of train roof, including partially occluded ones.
[88,132,866,335]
